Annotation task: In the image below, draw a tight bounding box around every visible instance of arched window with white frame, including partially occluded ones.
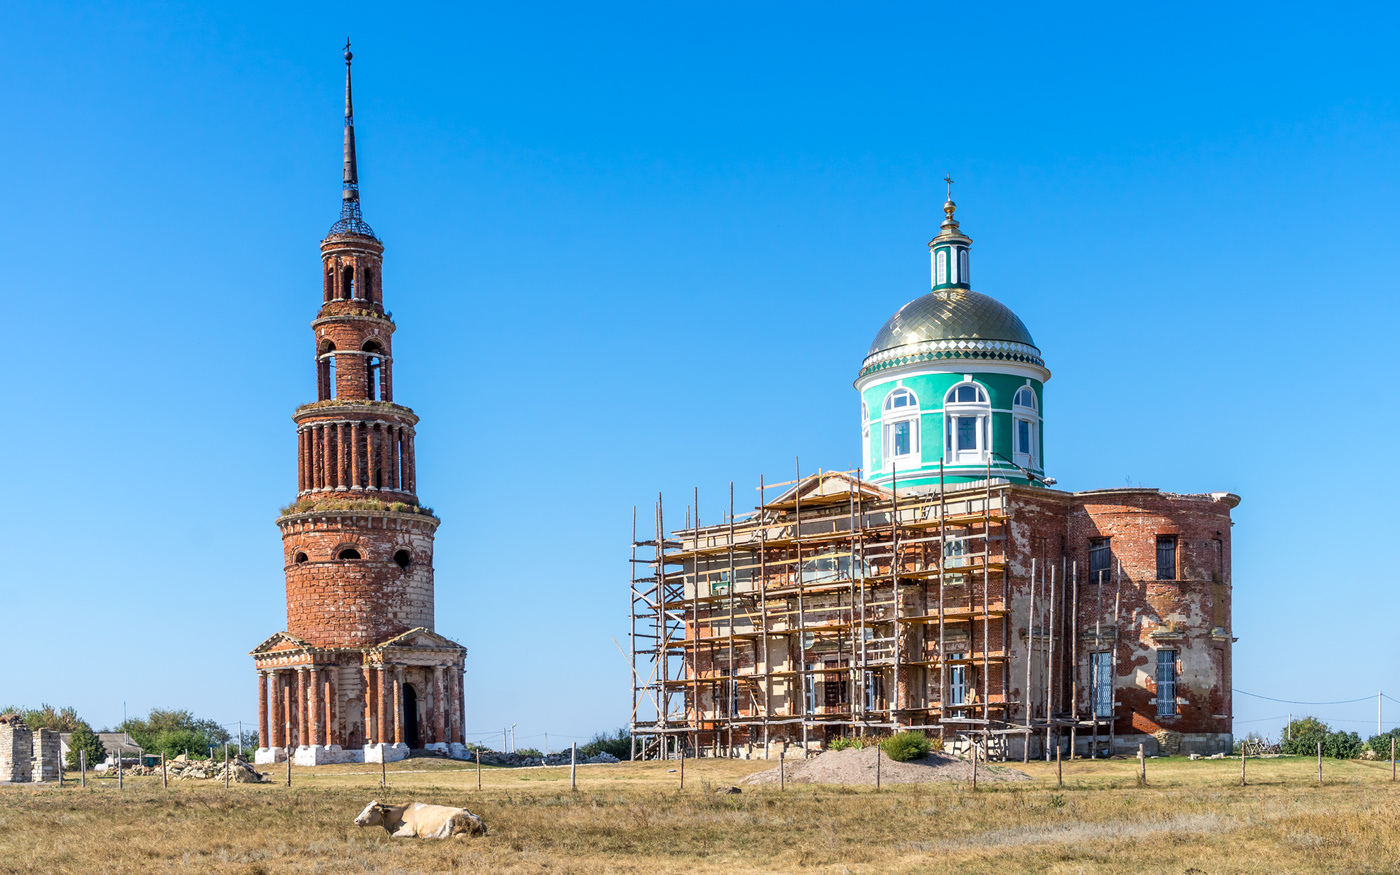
[1012,385,1039,469]
[881,387,920,468]
[944,382,990,465]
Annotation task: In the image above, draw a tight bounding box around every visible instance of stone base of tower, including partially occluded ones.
[249,627,466,764]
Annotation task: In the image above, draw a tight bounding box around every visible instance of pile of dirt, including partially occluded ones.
[740,746,1030,786]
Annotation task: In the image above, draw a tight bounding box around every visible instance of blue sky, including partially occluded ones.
[3,2,1398,747]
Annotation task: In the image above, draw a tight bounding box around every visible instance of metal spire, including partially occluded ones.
[330,40,376,238]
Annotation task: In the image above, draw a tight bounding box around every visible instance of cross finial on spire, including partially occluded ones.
[944,174,954,200]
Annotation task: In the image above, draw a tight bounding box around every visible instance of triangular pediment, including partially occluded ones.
[372,626,465,652]
[768,471,889,511]
[248,631,312,656]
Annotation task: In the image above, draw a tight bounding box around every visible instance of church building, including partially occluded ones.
[250,50,467,766]
[630,189,1238,761]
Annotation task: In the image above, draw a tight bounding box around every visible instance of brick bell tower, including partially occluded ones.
[251,47,466,766]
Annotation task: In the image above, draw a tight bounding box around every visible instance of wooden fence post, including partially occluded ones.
[1138,743,1146,786]
[161,751,167,789]
[972,745,978,791]
[379,754,385,787]
[679,749,685,790]
[287,750,292,787]
[570,743,577,791]
[875,746,881,792]
[1317,741,1322,784]
[79,750,86,788]
[1056,744,1062,788]
[117,749,123,790]
[224,743,230,790]
[476,750,481,790]
[779,751,785,791]
[1240,746,1246,787]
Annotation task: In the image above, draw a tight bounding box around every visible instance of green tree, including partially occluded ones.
[1280,716,1330,756]
[118,708,231,759]
[580,728,632,760]
[17,704,85,732]
[65,724,107,771]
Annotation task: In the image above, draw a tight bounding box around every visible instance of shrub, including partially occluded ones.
[66,724,107,771]
[1367,728,1400,760]
[580,728,632,760]
[880,730,931,762]
[515,747,543,758]
[829,737,866,752]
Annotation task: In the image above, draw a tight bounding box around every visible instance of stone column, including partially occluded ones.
[287,673,297,748]
[271,672,285,749]
[322,427,333,492]
[450,666,462,739]
[307,667,321,748]
[390,428,402,491]
[403,429,416,494]
[431,666,442,739]
[376,667,388,745]
[365,425,377,490]
[297,429,306,492]
[258,671,269,749]
[362,665,375,745]
[455,665,465,744]
[324,668,336,747]
[339,423,350,488]
[295,668,308,748]
[350,422,362,489]
[392,667,404,745]
[374,425,386,490]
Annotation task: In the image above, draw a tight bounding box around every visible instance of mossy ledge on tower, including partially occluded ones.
[278,497,438,519]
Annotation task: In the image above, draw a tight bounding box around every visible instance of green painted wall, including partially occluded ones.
[859,369,1045,486]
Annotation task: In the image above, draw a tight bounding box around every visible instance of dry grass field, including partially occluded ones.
[2,754,1398,874]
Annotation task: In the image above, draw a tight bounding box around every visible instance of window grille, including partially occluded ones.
[1156,650,1177,717]
[1091,651,1113,717]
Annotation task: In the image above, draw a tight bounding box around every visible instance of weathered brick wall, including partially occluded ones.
[0,723,33,783]
[1067,490,1236,739]
[280,512,437,646]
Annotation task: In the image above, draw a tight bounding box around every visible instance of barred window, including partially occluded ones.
[1156,650,1177,717]
[1091,651,1113,717]
[1156,535,1177,580]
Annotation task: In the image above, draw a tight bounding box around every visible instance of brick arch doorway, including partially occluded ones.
[402,683,420,749]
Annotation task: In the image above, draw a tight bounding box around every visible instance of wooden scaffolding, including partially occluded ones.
[628,462,1076,761]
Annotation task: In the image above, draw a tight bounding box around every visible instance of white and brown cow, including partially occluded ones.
[354,800,488,839]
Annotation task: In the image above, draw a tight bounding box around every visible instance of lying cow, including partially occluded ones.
[354,799,488,839]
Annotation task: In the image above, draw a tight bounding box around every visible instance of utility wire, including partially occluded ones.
[1233,689,1376,706]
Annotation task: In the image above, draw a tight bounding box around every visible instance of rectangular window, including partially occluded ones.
[956,416,977,450]
[863,671,885,712]
[1156,535,1177,580]
[1016,419,1030,455]
[1089,537,1111,582]
[893,420,911,456]
[948,653,967,705]
[1091,652,1113,717]
[804,673,818,713]
[1156,650,1177,717]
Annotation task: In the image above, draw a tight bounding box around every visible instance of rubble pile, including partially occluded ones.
[111,754,271,783]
